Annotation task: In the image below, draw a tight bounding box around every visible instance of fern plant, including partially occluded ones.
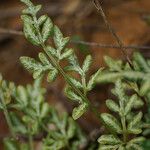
[0,0,149,150]
[96,52,150,149]
[98,79,145,150]
[0,75,86,150]
[20,0,102,120]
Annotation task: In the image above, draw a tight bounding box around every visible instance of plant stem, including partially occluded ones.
[81,75,87,96]
[28,128,34,150]
[93,0,133,68]
[121,116,127,143]
[0,94,15,138]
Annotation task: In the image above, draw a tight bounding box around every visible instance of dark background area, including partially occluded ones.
[0,0,150,149]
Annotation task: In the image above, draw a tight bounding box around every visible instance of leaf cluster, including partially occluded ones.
[0,75,86,150]
[98,80,145,150]
[20,0,102,120]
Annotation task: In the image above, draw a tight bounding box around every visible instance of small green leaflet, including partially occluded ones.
[4,138,19,150]
[106,99,119,113]
[82,55,92,73]
[54,25,69,52]
[21,15,40,45]
[47,69,58,83]
[98,134,122,145]
[41,17,53,42]
[101,113,122,134]
[72,103,88,120]
[38,52,50,65]
[127,112,143,134]
[104,56,122,71]
[68,76,82,89]
[124,94,137,115]
[87,68,103,91]
[20,57,53,79]
[40,103,50,118]
[64,86,82,102]
[60,49,73,60]
[21,0,33,7]
[38,15,47,26]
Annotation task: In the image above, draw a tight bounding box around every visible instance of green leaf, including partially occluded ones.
[21,15,40,45]
[98,134,122,145]
[21,15,33,24]
[54,25,69,51]
[20,56,51,79]
[106,99,119,113]
[67,118,76,139]
[140,79,150,96]
[133,52,150,73]
[20,0,33,7]
[118,146,125,150]
[126,143,143,150]
[60,49,73,60]
[128,112,143,134]
[128,137,145,144]
[40,103,50,118]
[20,57,43,76]
[38,15,48,26]
[22,5,42,15]
[87,68,103,91]
[101,113,122,134]
[10,112,27,134]
[17,86,28,107]
[39,52,50,65]
[68,76,82,89]
[124,94,137,115]
[42,17,53,42]
[95,72,122,83]
[47,69,58,82]
[3,138,19,150]
[104,56,122,71]
[72,103,88,120]
[46,46,57,58]
[64,86,82,102]
[82,55,92,73]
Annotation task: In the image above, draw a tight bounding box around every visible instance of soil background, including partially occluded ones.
[0,0,150,149]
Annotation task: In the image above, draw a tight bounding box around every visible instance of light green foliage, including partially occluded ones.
[0,75,86,150]
[0,76,49,136]
[20,0,102,120]
[43,109,87,150]
[96,52,150,97]
[1,0,149,150]
[0,74,15,110]
[4,138,29,150]
[98,80,144,149]
[96,52,150,148]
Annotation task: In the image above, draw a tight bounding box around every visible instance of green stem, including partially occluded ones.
[28,128,34,150]
[119,98,127,143]
[81,75,87,96]
[0,94,15,138]
[121,116,127,143]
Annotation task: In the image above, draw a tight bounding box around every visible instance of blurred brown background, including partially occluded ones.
[0,0,150,148]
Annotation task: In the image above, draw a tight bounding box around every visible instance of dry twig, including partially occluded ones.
[0,27,149,50]
[93,0,133,67]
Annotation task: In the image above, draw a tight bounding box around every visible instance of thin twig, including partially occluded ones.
[72,40,150,50]
[0,27,150,50]
[93,0,133,67]
[0,28,23,36]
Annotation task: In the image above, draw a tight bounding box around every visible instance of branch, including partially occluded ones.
[93,0,133,67]
[0,27,150,50]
